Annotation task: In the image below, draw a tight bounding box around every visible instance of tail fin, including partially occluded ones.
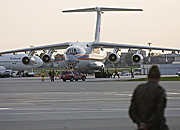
[62,7,143,42]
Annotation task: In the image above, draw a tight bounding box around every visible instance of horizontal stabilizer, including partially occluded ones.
[62,7,97,13]
[100,7,143,12]
[62,7,143,13]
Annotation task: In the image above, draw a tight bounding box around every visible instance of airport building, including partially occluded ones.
[141,64,180,75]
[149,54,180,64]
[141,54,180,75]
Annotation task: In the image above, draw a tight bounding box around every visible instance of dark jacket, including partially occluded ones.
[129,81,169,130]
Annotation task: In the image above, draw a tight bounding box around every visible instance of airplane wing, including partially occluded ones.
[0,42,70,55]
[92,42,180,52]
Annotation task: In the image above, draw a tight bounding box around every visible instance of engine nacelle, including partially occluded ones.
[42,54,52,63]
[108,53,120,63]
[132,54,143,64]
[22,56,35,65]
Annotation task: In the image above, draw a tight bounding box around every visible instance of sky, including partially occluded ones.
[0,0,180,53]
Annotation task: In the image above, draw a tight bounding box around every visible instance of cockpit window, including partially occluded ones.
[65,47,82,55]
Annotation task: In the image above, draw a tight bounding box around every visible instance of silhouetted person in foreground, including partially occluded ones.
[129,65,169,130]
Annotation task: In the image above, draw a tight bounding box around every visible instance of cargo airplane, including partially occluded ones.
[0,7,180,74]
[0,54,43,71]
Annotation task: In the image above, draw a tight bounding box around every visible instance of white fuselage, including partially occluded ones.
[0,54,43,71]
[58,42,107,74]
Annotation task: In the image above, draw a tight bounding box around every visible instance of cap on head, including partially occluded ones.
[148,65,161,80]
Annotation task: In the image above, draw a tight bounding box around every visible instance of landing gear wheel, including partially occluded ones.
[63,79,66,82]
[82,76,86,81]
[70,77,74,82]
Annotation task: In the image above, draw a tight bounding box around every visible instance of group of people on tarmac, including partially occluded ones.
[41,70,60,82]
[41,68,135,81]
[107,68,134,78]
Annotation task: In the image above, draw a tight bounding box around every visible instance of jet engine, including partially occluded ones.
[132,54,143,64]
[42,54,52,63]
[108,53,120,63]
[22,56,35,65]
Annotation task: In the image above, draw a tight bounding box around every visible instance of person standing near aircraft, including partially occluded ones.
[106,69,111,78]
[48,70,52,81]
[113,69,120,78]
[131,68,134,78]
[41,70,45,82]
[129,65,169,130]
[55,70,60,79]
[51,70,55,82]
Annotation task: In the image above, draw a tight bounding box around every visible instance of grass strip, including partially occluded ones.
[127,77,180,81]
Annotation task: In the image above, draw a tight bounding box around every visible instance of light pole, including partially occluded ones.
[148,42,152,63]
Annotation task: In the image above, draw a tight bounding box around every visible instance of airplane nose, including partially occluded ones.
[65,55,77,69]
[66,55,75,62]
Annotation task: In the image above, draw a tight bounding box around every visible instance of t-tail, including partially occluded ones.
[62,6,143,42]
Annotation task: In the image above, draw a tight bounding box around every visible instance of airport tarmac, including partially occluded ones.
[0,76,180,130]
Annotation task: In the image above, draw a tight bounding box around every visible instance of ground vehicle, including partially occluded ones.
[134,68,141,75]
[34,73,41,77]
[25,72,34,77]
[0,72,10,78]
[0,67,11,78]
[122,71,131,76]
[61,70,86,82]
[177,71,180,77]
